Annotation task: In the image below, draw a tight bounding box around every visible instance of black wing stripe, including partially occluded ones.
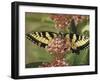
[38,32,41,37]
[33,32,36,35]
[42,32,49,40]
[75,34,80,42]
[77,41,89,50]
[70,33,73,39]
[80,35,83,40]
[48,32,55,38]
[69,33,73,42]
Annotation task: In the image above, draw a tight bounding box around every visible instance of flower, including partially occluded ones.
[41,58,69,67]
[72,15,89,25]
[50,14,71,29]
[47,37,71,56]
[50,14,89,29]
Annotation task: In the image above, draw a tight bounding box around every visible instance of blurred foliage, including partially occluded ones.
[25,12,89,68]
[65,48,89,66]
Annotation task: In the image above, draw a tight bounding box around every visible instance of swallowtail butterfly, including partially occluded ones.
[26,31,89,53]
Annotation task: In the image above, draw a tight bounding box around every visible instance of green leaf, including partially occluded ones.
[69,19,78,34]
[26,62,43,68]
[65,48,89,66]
[25,39,54,64]
[77,18,89,35]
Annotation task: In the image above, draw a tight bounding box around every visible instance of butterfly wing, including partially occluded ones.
[65,33,89,52]
[26,31,58,48]
[26,31,89,52]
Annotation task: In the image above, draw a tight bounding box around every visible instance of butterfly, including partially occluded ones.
[26,31,89,53]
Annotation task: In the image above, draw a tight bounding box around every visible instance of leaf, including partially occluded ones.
[77,18,89,35]
[26,62,43,68]
[65,48,89,66]
[83,30,89,37]
[31,46,53,63]
[25,39,54,64]
[69,19,78,34]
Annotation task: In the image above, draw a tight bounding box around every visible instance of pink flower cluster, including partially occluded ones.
[50,14,89,29]
[47,37,71,55]
[41,58,69,67]
[50,14,71,29]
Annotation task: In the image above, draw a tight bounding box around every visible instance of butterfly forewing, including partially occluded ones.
[65,33,89,50]
[26,31,58,48]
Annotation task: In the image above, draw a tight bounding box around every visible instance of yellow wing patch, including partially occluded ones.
[46,32,52,41]
[30,33,49,44]
[75,39,89,47]
[72,34,77,42]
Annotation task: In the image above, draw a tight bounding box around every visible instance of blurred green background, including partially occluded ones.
[25,12,89,68]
